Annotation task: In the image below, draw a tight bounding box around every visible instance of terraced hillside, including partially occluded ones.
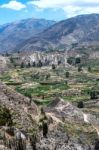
[0,55,99,112]
[0,51,99,150]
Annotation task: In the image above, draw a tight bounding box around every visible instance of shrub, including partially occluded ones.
[0,106,13,126]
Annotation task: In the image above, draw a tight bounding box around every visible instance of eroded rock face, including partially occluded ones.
[0,127,94,150]
[0,55,9,72]
[45,98,99,127]
[21,51,68,66]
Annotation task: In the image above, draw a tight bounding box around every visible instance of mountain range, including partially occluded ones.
[0,18,55,53]
[18,14,99,52]
[0,14,99,53]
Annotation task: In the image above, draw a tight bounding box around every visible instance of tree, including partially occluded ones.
[65,71,70,78]
[88,66,91,72]
[67,57,73,65]
[52,64,56,70]
[78,66,82,72]
[58,60,61,66]
[72,43,78,48]
[45,59,49,66]
[27,62,31,68]
[20,62,25,68]
[65,80,68,85]
[32,61,36,67]
[77,101,84,108]
[14,63,17,68]
[46,74,50,80]
[90,90,98,99]
[10,57,14,63]
[75,57,81,64]
[37,60,42,67]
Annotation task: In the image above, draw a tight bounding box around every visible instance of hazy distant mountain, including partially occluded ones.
[0,18,55,53]
[18,14,99,52]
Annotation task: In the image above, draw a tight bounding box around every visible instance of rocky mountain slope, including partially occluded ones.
[0,18,55,53]
[18,14,99,52]
[0,92,98,150]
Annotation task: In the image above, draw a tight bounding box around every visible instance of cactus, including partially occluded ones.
[39,107,48,138]
[29,134,37,150]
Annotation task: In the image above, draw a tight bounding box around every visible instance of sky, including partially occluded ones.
[0,0,99,25]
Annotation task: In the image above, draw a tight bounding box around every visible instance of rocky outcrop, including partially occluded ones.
[36,130,94,150]
[0,95,98,149]
[20,51,69,66]
[45,98,84,123]
[0,55,9,72]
